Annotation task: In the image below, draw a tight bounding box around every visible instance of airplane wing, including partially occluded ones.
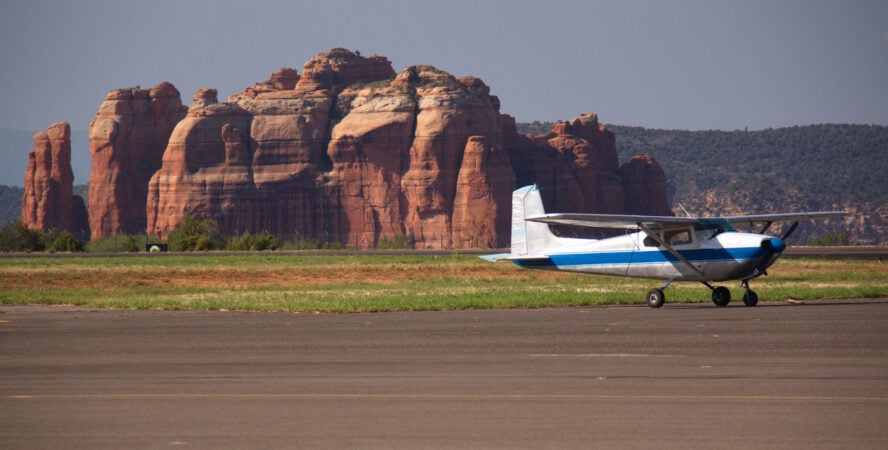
[720,212,848,227]
[528,212,847,230]
[528,213,699,230]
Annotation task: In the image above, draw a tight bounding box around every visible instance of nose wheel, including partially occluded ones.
[740,280,758,306]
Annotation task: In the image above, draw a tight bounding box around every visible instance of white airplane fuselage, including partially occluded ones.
[485,184,845,307]
[511,230,785,283]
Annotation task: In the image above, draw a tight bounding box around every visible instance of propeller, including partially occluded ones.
[752,236,787,278]
[763,237,787,253]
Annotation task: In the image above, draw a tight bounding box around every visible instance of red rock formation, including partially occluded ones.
[452,136,514,248]
[21,122,90,239]
[147,50,515,249]
[146,89,255,237]
[501,113,627,215]
[88,82,187,238]
[296,48,395,93]
[72,48,670,249]
[399,66,504,248]
[619,154,671,215]
[324,82,416,247]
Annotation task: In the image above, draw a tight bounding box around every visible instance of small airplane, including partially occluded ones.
[482,185,847,308]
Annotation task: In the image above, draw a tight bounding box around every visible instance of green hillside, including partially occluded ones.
[0,185,23,226]
[608,124,888,208]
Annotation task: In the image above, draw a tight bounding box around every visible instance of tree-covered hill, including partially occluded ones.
[0,185,24,227]
[609,124,887,207]
[518,122,888,244]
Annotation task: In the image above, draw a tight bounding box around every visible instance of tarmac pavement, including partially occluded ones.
[1,299,886,449]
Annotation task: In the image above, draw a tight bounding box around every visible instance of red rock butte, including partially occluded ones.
[25,48,670,249]
[21,122,89,239]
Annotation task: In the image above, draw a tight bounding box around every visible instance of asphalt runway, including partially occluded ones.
[2,300,886,449]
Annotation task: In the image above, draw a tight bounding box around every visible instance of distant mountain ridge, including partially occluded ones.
[519,122,888,244]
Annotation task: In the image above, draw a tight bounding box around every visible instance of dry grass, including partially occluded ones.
[0,259,565,290]
[1,254,885,312]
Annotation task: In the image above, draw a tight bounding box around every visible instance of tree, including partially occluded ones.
[47,230,84,252]
[0,221,45,252]
[168,215,223,251]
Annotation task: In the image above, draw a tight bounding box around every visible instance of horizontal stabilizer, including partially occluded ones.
[479,253,512,262]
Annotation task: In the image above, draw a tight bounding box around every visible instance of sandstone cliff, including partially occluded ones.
[146,50,516,248]
[88,82,187,238]
[10,48,666,248]
[21,122,89,239]
[141,48,669,248]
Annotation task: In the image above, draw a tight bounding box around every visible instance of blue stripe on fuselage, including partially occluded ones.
[541,247,765,268]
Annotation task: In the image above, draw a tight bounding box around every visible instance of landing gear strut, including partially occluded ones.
[646,280,761,308]
[645,279,675,308]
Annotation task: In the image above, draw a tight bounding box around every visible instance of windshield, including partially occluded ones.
[694,219,735,241]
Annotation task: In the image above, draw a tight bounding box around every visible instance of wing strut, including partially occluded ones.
[780,221,800,240]
[637,223,705,277]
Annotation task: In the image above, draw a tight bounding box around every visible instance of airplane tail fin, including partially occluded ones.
[511,185,562,256]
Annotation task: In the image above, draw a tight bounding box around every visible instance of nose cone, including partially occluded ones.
[764,237,786,253]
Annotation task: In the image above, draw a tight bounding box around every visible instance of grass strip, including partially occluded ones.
[1,254,885,312]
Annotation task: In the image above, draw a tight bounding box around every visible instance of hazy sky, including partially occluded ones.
[1,0,886,133]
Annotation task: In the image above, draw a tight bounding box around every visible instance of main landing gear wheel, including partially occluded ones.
[743,290,759,307]
[711,286,731,307]
[646,288,665,308]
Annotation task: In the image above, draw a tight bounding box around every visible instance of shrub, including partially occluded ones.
[226,231,280,251]
[0,221,46,252]
[85,234,150,252]
[281,238,321,250]
[168,215,224,251]
[809,231,849,246]
[377,233,414,250]
[119,235,141,253]
[47,230,84,253]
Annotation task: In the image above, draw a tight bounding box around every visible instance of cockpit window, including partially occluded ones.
[664,229,693,246]
[695,219,736,241]
[643,219,736,247]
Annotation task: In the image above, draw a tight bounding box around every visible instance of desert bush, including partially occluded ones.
[0,221,46,252]
[47,230,84,252]
[168,215,224,251]
[226,231,280,251]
